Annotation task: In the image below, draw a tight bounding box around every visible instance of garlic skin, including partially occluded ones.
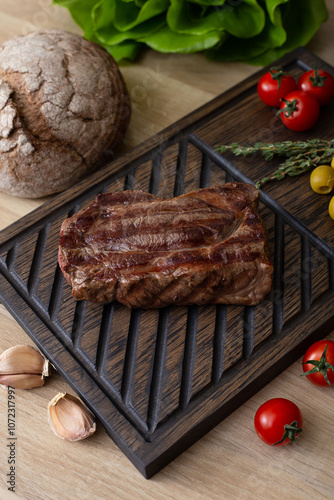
[0,345,50,389]
[48,393,96,441]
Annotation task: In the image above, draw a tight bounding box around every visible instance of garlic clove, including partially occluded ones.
[0,345,50,389]
[0,373,45,390]
[48,393,96,441]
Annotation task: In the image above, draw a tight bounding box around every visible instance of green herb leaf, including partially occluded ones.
[215,139,334,188]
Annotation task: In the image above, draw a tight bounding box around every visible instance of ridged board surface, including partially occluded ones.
[0,49,333,478]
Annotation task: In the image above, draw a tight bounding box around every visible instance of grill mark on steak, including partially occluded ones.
[63,205,238,253]
[58,183,273,308]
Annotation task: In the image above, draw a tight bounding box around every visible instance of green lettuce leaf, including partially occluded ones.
[92,0,166,45]
[247,0,329,65]
[113,0,169,31]
[103,39,143,60]
[54,0,97,37]
[167,0,265,38]
[143,25,224,53]
[53,0,329,64]
[206,0,288,61]
[188,0,227,5]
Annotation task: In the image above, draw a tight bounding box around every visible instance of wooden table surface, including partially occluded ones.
[0,1,333,499]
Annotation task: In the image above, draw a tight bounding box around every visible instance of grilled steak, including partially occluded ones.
[58,183,273,308]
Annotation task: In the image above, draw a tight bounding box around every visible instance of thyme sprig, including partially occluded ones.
[215,139,334,188]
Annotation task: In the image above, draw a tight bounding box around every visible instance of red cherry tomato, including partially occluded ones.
[302,340,334,387]
[298,68,334,106]
[278,90,320,131]
[257,67,297,107]
[254,398,303,446]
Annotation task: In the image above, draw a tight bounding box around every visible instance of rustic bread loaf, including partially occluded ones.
[0,30,131,198]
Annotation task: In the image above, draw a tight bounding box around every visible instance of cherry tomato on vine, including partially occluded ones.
[301,340,334,387]
[254,398,303,446]
[257,66,297,107]
[278,90,320,131]
[298,68,334,106]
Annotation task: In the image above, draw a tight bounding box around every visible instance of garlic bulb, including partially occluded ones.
[48,393,96,441]
[0,345,50,389]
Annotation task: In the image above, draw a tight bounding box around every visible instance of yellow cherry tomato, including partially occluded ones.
[331,157,334,169]
[310,165,334,194]
[329,197,334,220]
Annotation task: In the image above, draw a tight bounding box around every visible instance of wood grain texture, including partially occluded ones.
[0,48,333,481]
[0,0,334,498]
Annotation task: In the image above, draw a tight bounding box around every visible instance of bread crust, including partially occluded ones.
[0,30,131,198]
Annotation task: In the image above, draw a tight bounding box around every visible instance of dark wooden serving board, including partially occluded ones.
[0,48,333,479]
